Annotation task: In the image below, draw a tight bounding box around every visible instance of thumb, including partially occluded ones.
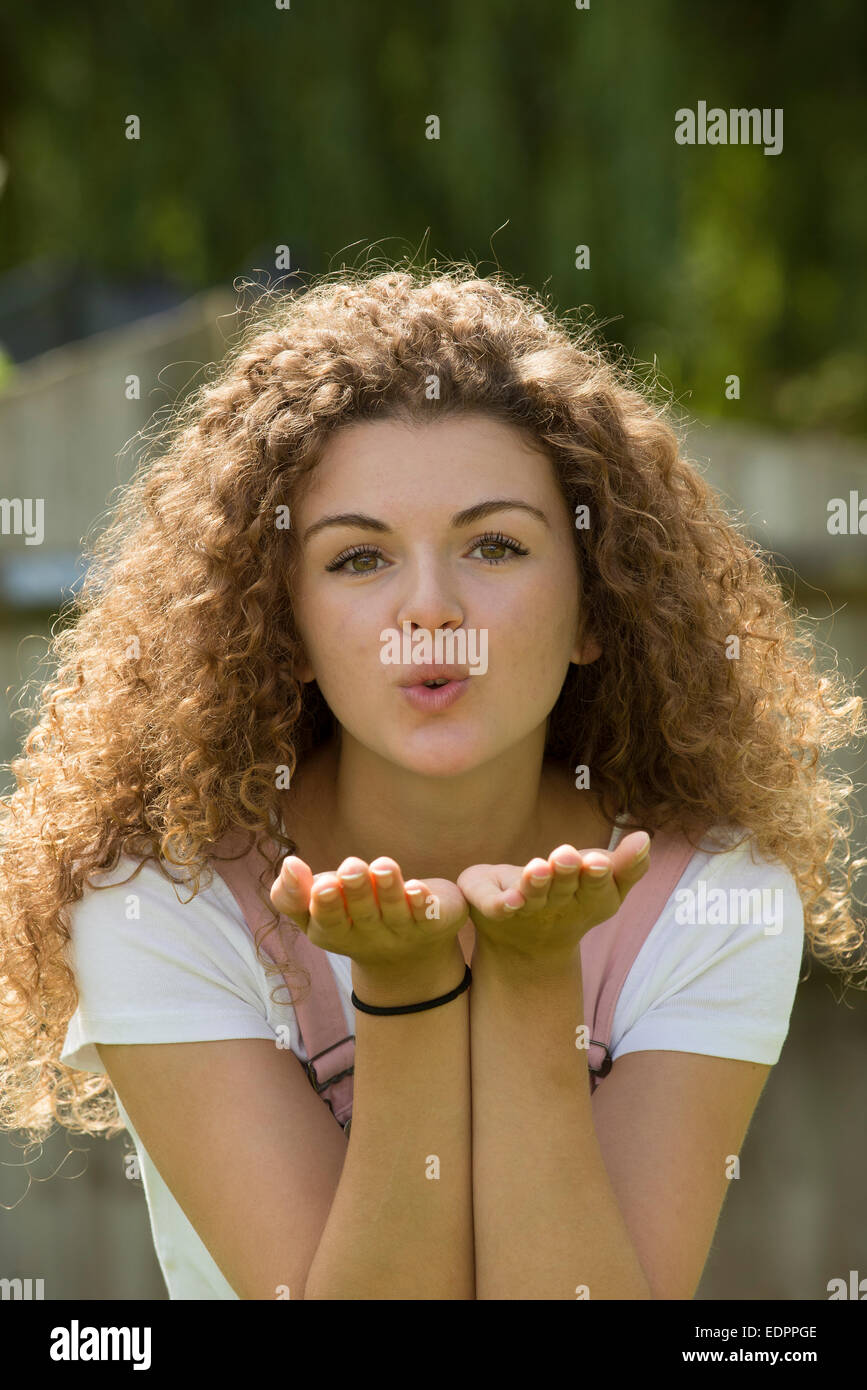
[270,854,313,925]
[424,877,471,927]
[456,864,516,920]
[606,831,652,903]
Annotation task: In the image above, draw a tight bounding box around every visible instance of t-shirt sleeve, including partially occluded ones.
[610,839,806,1067]
[60,855,280,1075]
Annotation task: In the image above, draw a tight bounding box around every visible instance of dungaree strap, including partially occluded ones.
[580,830,697,1092]
[209,830,355,1128]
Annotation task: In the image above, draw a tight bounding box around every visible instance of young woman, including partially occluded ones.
[1,261,863,1301]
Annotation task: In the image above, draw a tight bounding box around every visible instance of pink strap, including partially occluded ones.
[580,830,697,1093]
[209,830,355,1128]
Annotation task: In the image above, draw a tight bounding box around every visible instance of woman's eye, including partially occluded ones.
[324,533,529,576]
[324,547,385,575]
[473,536,528,564]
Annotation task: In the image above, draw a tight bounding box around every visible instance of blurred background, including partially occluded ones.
[0,0,865,1300]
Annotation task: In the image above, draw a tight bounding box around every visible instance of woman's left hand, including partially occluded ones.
[456,831,652,963]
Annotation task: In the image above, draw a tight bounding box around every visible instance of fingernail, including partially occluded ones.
[529,872,550,886]
[503,900,522,913]
[372,868,394,886]
[584,862,609,877]
[341,871,366,885]
[318,886,340,902]
[634,833,651,858]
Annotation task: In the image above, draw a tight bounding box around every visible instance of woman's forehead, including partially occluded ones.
[292,415,559,522]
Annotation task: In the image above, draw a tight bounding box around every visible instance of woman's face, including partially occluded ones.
[290,412,600,778]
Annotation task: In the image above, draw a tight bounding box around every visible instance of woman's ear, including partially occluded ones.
[571,628,602,665]
[290,643,316,683]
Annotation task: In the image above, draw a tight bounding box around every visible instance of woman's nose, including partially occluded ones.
[394,614,464,645]
[396,589,463,637]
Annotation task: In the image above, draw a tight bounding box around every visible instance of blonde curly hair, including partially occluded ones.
[2,255,865,1145]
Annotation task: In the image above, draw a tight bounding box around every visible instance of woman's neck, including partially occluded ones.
[280,734,615,884]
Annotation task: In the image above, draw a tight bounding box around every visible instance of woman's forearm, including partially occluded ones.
[303,941,474,1300]
[469,939,652,1300]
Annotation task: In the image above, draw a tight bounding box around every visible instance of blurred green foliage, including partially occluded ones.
[0,345,15,390]
[0,0,865,430]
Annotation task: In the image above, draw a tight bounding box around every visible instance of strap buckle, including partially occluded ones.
[304,1035,356,1094]
[588,1040,613,1077]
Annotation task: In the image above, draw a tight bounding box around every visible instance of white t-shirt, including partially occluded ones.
[60,823,805,1300]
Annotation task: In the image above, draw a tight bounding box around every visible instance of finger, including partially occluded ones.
[572,832,651,897]
[425,877,473,930]
[507,858,554,913]
[576,851,618,899]
[309,872,351,930]
[545,845,583,902]
[271,855,313,923]
[576,834,652,910]
[369,857,418,929]
[403,878,437,925]
[608,831,652,903]
[608,831,652,874]
[336,857,380,922]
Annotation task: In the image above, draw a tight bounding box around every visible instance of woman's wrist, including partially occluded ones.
[351,938,468,1010]
[472,929,582,987]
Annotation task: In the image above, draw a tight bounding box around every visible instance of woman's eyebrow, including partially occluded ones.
[302,498,550,543]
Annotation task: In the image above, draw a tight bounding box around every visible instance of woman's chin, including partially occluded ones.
[400,750,500,783]
[388,736,494,780]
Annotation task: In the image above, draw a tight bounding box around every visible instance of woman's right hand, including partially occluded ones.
[270,854,469,979]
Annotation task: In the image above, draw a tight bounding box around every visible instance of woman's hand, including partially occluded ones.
[456,831,652,964]
[270,853,469,974]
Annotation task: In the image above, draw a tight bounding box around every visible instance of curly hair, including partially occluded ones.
[2,255,865,1145]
